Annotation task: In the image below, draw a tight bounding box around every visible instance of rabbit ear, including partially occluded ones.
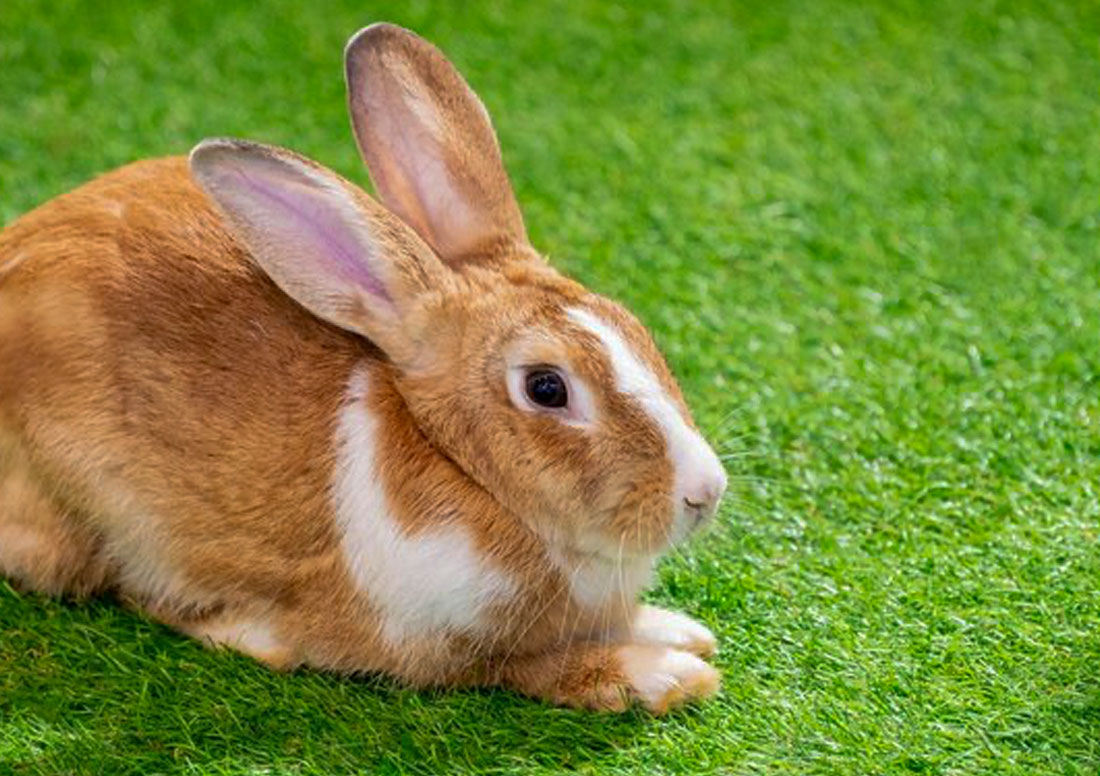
[190,138,450,366]
[344,23,529,264]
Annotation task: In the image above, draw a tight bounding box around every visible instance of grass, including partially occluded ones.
[2,0,1099,773]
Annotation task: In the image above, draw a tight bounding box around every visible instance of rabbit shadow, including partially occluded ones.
[1,586,692,774]
[1043,640,1100,763]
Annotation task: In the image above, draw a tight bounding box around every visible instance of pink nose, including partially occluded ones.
[680,467,728,521]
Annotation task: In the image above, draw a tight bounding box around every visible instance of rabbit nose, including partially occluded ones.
[681,467,727,522]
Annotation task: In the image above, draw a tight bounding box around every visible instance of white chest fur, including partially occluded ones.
[551,547,656,610]
[333,368,514,645]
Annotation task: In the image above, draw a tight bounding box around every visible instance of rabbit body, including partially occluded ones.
[0,25,726,712]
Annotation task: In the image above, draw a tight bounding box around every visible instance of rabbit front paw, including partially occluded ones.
[631,605,717,657]
[617,644,720,713]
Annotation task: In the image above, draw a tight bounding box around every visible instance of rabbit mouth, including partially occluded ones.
[558,515,678,563]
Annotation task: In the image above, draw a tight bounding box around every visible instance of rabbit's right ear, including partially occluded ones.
[190,138,451,367]
[344,23,529,264]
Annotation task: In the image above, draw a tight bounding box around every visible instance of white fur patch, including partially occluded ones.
[198,618,283,656]
[553,549,655,609]
[566,307,724,540]
[333,367,514,644]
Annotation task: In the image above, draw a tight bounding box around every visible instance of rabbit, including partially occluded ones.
[0,23,728,713]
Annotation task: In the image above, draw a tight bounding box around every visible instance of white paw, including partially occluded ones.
[618,644,720,714]
[631,605,717,657]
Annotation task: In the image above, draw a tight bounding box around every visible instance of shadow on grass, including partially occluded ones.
[0,585,688,775]
[1046,666,1100,767]
[1007,627,1100,770]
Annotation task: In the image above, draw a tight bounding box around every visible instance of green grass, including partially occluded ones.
[2,0,1099,773]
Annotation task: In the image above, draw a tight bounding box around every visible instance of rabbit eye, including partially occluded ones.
[525,369,568,408]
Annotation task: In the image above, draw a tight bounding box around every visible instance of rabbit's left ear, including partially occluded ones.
[344,23,529,264]
[190,138,451,368]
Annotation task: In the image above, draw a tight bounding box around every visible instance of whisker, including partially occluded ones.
[619,529,634,632]
[719,450,766,462]
[494,581,568,683]
[553,557,602,693]
[705,405,747,436]
[714,431,760,450]
[556,560,586,642]
[601,535,626,651]
[724,472,784,484]
[660,521,696,569]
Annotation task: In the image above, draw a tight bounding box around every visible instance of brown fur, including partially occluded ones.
[0,23,723,712]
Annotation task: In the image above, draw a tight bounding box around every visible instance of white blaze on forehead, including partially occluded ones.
[334,366,515,645]
[566,308,723,529]
[567,308,675,409]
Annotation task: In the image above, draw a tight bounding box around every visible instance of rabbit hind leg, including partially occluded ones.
[176,612,300,671]
[0,438,112,598]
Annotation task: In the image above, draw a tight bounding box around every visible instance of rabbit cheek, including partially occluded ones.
[606,472,677,556]
[567,307,725,548]
[333,368,515,645]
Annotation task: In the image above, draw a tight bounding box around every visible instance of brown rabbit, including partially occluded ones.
[0,23,727,713]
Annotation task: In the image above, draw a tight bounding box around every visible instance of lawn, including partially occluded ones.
[2,0,1098,773]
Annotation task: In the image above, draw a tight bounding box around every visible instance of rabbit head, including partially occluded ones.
[190,24,726,571]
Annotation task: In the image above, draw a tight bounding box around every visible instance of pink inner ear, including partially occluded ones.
[225,164,393,304]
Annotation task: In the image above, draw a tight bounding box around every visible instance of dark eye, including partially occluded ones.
[525,369,568,408]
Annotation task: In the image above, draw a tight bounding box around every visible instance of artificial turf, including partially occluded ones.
[1,0,1098,773]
